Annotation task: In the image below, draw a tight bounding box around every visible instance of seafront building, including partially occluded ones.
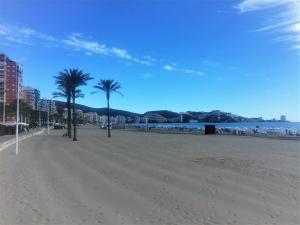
[280,115,287,121]
[75,109,84,120]
[99,115,108,127]
[142,114,167,123]
[34,89,40,110]
[98,115,126,128]
[23,86,36,109]
[114,115,126,124]
[38,99,57,115]
[0,53,23,122]
[84,112,99,124]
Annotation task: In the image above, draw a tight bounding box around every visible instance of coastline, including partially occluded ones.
[124,125,300,140]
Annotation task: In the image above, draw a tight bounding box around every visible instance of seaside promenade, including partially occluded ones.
[0,128,299,224]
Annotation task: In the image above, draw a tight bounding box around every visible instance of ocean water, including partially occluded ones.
[133,122,300,133]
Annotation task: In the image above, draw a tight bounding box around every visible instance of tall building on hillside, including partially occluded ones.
[23,86,35,109]
[75,109,83,120]
[0,53,23,122]
[142,114,167,123]
[84,112,98,124]
[280,115,287,121]
[38,99,57,115]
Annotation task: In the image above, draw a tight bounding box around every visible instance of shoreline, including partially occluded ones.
[123,127,300,141]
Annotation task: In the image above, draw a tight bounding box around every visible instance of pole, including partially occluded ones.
[15,72,19,155]
[3,59,6,123]
[47,107,50,135]
[39,110,41,127]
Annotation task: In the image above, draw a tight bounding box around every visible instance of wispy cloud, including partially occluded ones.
[85,52,93,56]
[163,64,176,71]
[63,33,153,65]
[0,23,205,76]
[63,33,109,55]
[0,24,154,65]
[163,64,204,76]
[236,0,300,49]
[235,0,295,12]
[0,24,57,46]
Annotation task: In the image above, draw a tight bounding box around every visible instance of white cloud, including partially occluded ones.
[143,55,156,62]
[182,68,204,76]
[0,24,57,47]
[292,44,300,49]
[163,64,176,71]
[236,0,295,13]
[0,23,203,73]
[62,34,154,65]
[0,24,154,65]
[284,23,300,32]
[236,0,300,49]
[63,33,109,55]
[163,64,204,76]
[111,47,131,59]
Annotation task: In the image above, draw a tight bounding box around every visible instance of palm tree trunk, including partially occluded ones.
[72,95,77,141]
[67,96,72,138]
[107,97,111,138]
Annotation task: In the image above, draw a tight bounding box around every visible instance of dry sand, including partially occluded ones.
[0,128,299,225]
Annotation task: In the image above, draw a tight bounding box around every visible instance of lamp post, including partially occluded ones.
[39,110,41,127]
[47,106,50,135]
[15,71,20,155]
[2,59,7,123]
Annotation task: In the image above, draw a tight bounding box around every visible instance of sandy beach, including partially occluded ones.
[0,128,299,225]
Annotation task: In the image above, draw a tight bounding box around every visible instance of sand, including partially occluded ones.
[0,128,299,225]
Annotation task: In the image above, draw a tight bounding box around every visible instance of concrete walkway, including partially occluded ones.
[0,128,45,152]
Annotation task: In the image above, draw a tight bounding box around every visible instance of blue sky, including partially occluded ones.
[0,0,299,121]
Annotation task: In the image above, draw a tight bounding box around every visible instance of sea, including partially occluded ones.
[133,122,300,133]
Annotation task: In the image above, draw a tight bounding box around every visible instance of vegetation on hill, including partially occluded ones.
[144,110,179,119]
[54,100,140,117]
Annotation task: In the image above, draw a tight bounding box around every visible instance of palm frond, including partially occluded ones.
[52,91,67,98]
[92,79,123,98]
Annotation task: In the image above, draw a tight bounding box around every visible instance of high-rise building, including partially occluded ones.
[0,53,23,103]
[38,99,57,115]
[84,112,98,124]
[0,53,23,122]
[23,86,35,109]
[280,115,287,121]
[34,89,40,110]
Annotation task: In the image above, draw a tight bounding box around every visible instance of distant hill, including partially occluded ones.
[188,110,246,122]
[54,101,256,122]
[143,110,247,122]
[144,110,179,119]
[54,100,140,117]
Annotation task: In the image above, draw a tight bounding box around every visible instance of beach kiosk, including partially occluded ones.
[205,125,216,135]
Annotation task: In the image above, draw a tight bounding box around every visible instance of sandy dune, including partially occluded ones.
[0,128,299,225]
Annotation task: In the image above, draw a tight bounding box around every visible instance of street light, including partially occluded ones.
[42,97,51,135]
[47,105,50,135]
[15,70,20,155]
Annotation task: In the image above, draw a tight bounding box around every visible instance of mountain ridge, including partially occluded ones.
[55,101,266,122]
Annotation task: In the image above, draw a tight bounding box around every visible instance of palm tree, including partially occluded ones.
[53,72,72,138]
[69,69,93,141]
[92,80,122,138]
